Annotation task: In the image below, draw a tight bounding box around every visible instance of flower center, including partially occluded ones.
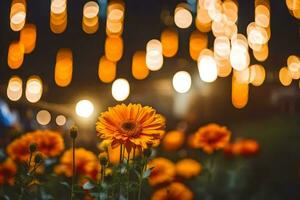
[120,120,140,137]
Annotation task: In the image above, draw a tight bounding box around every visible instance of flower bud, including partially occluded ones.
[99,152,108,166]
[29,143,37,153]
[70,126,78,139]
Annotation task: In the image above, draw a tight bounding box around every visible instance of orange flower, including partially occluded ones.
[96,104,166,153]
[0,158,17,185]
[162,130,185,151]
[151,182,193,200]
[224,139,259,156]
[148,157,175,186]
[194,123,231,154]
[175,159,202,179]
[54,148,100,181]
[187,134,197,148]
[7,130,64,162]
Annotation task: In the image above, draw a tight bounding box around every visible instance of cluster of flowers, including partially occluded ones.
[0,103,260,199]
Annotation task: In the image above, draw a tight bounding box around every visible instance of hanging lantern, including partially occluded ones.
[230,34,250,71]
[172,71,192,93]
[106,0,125,36]
[54,48,73,87]
[232,74,249,109]
[174,3,193,29]
[279,67,292,86]
[253,43,269,62]
[98,56,117,83]
[10,0,26,31]
[161,28,178,58]
[195,6,212,32]
[287,55,300,79]
[214,36,230,60]
[216,58,232,77]
[132,51,149,80]
[50,0,67,34]
[255,0,270,28]
[112,78,130,101]
[7,41,25,69]
[105,36,123,62]
[198,49,218,83]
[7,76,23,101]
[189,30,208,61]
[25,76,43,103]
[249,64,266,86]
[20,24,37,54]
[146,39,163,71]
[82,1,99,34]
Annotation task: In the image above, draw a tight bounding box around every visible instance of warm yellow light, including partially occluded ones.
[105,36,123,62]
[196,6,212,33]
[255,5,270,28]
[10,0,26,31]
[56,115,67,126]
[132,51,149,80]
[216,59,232,77]
[7,76,23,101]
[82,1,99,34]
[98,56,116,83]
[112,78,130,101]
[55,48,73,87]
[172,71,192,93]
[287,55,300,75]
[76,100,94,118]
[247,22,268,51]
[198,49,218,83]
[50,0,67,34]
[36,110,51,125]
[25,76,43,103]
[234,69,250,84]
[20,24,37,54]
[106,0,125,36]
[214,36,230,59]
[174,3,193,29]
[161,28,178,58]
[146,39,163,71]
[279,67,293,86]
[230,34,250,71]
[223,0,238,25]
[232,74,249,109]
[189,30,208,61]
[7,41,25,69]
[249,64,266,86]
[253,43,269,62]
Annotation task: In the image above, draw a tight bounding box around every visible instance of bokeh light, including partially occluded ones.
[36,110,51,125]
[172,71,192,93]
[112,78,130,101]
[75,100,94,118]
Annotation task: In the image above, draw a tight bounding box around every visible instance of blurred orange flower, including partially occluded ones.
[96,104,166,153]
[0,158,17,185]
[151,182,193,200]
[148,157,175,186]
[162,130,185,151]
[175,159,202,179]
[187,134,197,148]
[7,130,64,162]
[54,148,100,181]
[224,139,259,156]
[194,123,231,154]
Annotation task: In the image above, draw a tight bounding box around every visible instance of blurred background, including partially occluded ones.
[0,0,300,199]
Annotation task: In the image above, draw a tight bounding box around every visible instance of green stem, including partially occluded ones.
[71,138,76,200]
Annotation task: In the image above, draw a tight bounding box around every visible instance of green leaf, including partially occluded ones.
[60,181,70,189]
[82,181,95,190]
[142,168,152,179]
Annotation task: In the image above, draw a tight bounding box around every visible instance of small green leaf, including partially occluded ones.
[82,181,95,190]
[60,181,70,188]
[142,168,152,179]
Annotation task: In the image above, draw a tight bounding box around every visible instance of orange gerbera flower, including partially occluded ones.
[148,157,175,186]
[54,148,100,181]
[224,139,259,156]
[7,130,64,162]
[0,158,17,186]
[96,104,166,153]
[175,159,202,179]
[194,123,231,154]
[151,182,193,200]
[162,130,185,151]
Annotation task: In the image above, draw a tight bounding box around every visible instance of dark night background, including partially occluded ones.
[0,0,300,199]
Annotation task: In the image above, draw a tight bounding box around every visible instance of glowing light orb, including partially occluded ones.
[172,71,192,93]
[112,78,130,101]
[75,100,94,118]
